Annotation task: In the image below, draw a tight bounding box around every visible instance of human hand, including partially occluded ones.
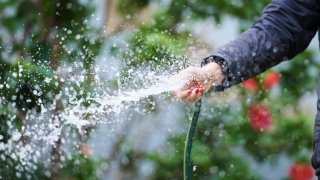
[173,62,224,103]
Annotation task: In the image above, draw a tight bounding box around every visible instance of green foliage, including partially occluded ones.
[147,134,260,179]
[0,0,103,178]
[0,157,49,180]
[0,0,317,179]
[116,0,149,16]
[127,29,187,68]
[227,113,313,161]
[59,155,102,180]
[0,108,16,151]
[279,50,320,104]
[1,59,60,111]
[117,0,316,178]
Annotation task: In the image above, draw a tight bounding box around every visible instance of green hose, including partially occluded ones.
[184,99,202,180]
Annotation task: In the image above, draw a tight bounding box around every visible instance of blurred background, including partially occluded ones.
[0,0,319,179]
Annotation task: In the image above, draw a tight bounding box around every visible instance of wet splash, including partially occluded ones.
[0,60,190,176]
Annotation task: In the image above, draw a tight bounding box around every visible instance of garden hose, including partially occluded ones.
[184,99,202,180]
[180,79,203,180]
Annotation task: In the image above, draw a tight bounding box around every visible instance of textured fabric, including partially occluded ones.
[204,0,320,89]
[201,0,320,176]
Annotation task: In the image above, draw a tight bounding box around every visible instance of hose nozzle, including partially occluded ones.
[181,80,201,91]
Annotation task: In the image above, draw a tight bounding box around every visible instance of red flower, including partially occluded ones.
[288,163,314,180]
[242,78,258,93]
[248,104,272,131]
[263,72,280,89]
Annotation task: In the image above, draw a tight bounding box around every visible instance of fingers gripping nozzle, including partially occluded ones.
[181,80,201,91]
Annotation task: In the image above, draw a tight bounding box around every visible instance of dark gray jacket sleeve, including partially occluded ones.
[201,0,320,176]
[202,0,320,91]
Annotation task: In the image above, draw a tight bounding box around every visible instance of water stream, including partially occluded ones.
[0,66,190,175]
